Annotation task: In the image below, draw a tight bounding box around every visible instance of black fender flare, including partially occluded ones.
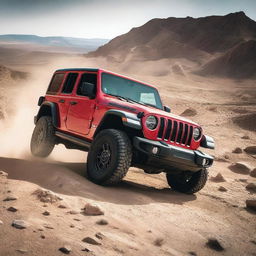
[34,101,59,128]
[95,109,142,135]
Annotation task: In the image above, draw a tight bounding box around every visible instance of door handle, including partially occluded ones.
[70,101,78,105]
[59,99,65,103]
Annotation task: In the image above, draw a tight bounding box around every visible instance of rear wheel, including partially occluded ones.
[30,116,56,157]
[166,169,208,194]
[87,129,132,185]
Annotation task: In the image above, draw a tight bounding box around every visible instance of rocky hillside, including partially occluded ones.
[88,12,256,78]
[197,40,256,78]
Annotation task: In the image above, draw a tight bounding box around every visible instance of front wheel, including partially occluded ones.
[30,116,56,158]
[166,169,208,194]
[87,129,132,185]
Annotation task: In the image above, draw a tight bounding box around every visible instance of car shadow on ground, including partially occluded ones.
[0,157,197,205]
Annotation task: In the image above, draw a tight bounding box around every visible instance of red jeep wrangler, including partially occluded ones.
[31,68,214,194]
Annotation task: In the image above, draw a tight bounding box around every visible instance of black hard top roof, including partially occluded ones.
[56,68,99,72]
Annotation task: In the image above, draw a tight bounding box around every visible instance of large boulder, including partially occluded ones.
[229,162,252,174]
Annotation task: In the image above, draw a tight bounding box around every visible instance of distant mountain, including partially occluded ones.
[88,12,256,78]
[0,34,109,53]
[197,40,256,79]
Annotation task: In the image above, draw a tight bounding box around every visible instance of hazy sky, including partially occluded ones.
[0,0,255,39]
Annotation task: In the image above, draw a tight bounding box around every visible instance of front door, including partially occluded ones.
[66,72,97,135]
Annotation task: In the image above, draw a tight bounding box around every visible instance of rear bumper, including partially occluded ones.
[133,137,214,172]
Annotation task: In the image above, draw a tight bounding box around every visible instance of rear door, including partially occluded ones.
[45,72,66,128]
[58,72,79,130]
[66,72,97,135]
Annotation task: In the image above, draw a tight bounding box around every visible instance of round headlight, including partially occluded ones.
[146,116,158,130]
[193,127,201,141]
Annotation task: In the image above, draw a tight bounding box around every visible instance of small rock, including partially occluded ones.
[70,224,75,228]
[82,203,104,216]
[250,169,256,178]
[0,220,3,225]
[73,218,81,221]
[58,204,67,209]
[43,223,54,229]
[42,211,50,216]
[40,235,45,239]
[82,237,101,245]
[210,173,226,182]
[0,170,8,177]
[251,240,256,245]
[180,108,197,117]
[229,162,252,175]
[188,252,197,256]
[32,189,62,203]
[224,154,230,159]
[214,156,229,162]
[95,232,104,240]
[246,199,256,212]
[16,249,28,254]
[7,206,18,212]
[81,248,91,252]
[238,178,248,183]
[12,220,29,229]
[96,219,108,225]
[232,147,242,154]
[244,146,256,155]
[67,210,79,215]
[7,190,11,193]
[59,246,72,254]
[206,238,224,251]
[154,238,164,247]
[218,186,227,192]
[241,135,250,140]
[246,183,256,193]
[3,196,17,201]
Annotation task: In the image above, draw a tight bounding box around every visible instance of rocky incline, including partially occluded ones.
[197,40,256,78]
[88,12,256,79]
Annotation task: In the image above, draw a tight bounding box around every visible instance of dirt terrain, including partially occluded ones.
[0,12,256,256]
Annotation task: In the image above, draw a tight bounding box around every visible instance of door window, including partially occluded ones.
[62,73,78,94]
[47,73,65,94]
[77,73,97,96]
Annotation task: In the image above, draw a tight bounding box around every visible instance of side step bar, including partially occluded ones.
[55,131,91,150]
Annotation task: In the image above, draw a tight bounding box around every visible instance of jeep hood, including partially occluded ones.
[105,97,198,126]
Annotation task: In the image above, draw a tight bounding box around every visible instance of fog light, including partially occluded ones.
[202,158,207,166]
[152,147,159,154]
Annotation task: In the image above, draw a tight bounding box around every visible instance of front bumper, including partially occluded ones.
[133,137,214,172]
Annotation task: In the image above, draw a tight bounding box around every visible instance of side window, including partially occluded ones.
[47,73,65,94]
[77,73,97,96]
[62,73,78,94]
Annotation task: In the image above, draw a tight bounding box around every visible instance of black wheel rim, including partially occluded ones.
[95,143,112,172]
[176,172,193,185]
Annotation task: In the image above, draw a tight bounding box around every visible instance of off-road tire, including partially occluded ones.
[87,129,132,185]
[166,169,208,194]
[30,116,56,158]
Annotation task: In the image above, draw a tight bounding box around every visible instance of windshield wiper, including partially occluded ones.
[106,93,130,102]
[106,93,158,109]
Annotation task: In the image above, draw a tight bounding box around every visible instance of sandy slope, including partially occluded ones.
[0,53,256,256]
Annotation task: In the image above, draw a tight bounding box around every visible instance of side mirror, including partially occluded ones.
[164,105,171,113]
[80,82,95,99]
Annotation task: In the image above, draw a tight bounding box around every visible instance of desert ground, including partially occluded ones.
[0,44,256,256]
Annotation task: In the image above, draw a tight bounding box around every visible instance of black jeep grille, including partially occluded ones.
[157,117,193,147]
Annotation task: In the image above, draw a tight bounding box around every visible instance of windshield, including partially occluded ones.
[101,72,163,109]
